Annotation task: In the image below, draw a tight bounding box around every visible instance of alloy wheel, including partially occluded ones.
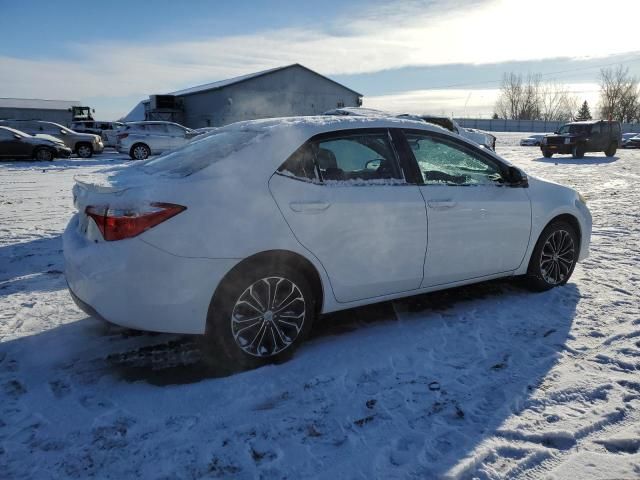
[36,149,52,161]
[133,145,149,160]
[540,230,575,285]
[77,145,92,158]
[231,277,306,357]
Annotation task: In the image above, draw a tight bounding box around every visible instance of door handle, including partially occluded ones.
[427,199,457,210]
[289,201,331,213]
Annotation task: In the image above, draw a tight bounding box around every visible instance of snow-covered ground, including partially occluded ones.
[1,138,639,479]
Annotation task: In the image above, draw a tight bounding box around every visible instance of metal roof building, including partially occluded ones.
[123,64,363,128]
[0,98,80,126]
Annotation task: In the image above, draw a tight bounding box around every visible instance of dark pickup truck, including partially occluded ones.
[541,120,621,159]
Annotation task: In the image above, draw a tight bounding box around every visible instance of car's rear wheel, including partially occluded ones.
[202,263,317,371]
[130,143,150,160]
[34,148,53,161]
[571,144,585,159]
[604,143,617,157]
[542,149,553,158]
[76,143,93,158]
[525,220,579,291]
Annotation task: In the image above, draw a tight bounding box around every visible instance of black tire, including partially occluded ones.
[76,143,93,158]
[34,148,54,161]
[571,145,585,159]
[130,143,150,160]
[542,149,553,158]
[604,143,617,157]
[525,220,579,291]
[201,262,317,371]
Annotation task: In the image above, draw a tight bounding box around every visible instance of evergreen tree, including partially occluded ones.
[575,100,592,121]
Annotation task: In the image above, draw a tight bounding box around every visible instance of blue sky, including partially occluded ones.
[1,0,639,120]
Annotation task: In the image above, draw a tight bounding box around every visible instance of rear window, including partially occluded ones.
[139,128,266,176]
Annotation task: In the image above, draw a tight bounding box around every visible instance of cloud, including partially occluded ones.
[1,0,637,119]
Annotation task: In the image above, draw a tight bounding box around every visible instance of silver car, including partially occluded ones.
[0,120,104,158]
[116,121,198,160]
[71,120,124,148]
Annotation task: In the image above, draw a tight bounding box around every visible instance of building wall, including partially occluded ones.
[179,66,361,128]
[0,108,73,126]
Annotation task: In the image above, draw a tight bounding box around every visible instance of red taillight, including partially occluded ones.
[117,133,129,140]
[85,203,186,241]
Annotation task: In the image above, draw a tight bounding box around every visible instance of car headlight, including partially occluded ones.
[578,192,587,204]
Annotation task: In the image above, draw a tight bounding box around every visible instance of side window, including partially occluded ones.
[148,124,169,134]
[166,124,186,135]
[314,132,402,182]
[405,133,504,186]
[277,144,318,182]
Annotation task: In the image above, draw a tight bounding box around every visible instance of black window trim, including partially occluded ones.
[396,128,513,187]
[276,127,414,186]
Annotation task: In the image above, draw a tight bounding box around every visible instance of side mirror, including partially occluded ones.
[14,134,21,140]
[507,166,528,187]
[60,129,67,135]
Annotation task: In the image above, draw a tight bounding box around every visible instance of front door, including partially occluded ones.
[269,129,428,303]
[402,130,532,287]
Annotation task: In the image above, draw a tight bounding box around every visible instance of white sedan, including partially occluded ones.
[64,116,592,369]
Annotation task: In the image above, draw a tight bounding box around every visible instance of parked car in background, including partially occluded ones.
[116,121,198,159]
[324,108,497,151]
[64,116,591,370]
[71,120,124,148]
[541,120,622,159]
[621,132,640,148]
[520,134,547,146]
[0,120,103,158]
[623,135,640,149]
[0,126,71,161]
[398,114,496,150]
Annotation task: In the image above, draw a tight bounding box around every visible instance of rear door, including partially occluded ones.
[166,124,190,149]
[146,124,171,152]
[401,129,532,286]
[269,128,428,303]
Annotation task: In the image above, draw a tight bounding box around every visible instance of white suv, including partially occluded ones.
[116,121,198,159]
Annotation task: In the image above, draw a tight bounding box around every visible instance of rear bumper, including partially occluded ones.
[63,214,239,334]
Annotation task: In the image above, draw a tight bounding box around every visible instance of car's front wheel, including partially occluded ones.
[34,148,54,161]
[202,263,317,370]
[130,143,150,160]
[525,220,579,291]
[571,144,585,159]
[604,143,617,157]
[76,143,93,158]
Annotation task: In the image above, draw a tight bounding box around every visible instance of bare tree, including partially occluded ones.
[539,82,578,122]
[598,66,640,122]
[495,73,523,120]
[495,73,577,121]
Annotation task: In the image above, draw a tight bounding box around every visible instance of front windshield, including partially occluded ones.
[558,124,589,135]
[46,122,74,134]
[1,126,27,137]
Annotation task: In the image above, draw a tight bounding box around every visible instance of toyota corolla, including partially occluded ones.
[63,116,591,369]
